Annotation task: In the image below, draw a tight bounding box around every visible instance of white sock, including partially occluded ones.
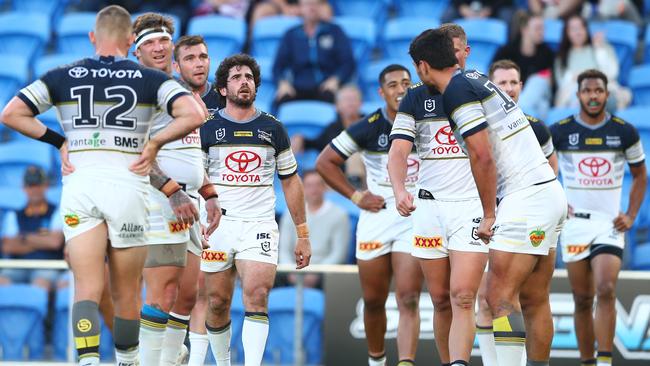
[207,321,232,366]
[78,356,100,366]
[493,313,526,366]
[188,331,210,366]
[139,306,169,366]
[242,312,269,366]
[116,346,139,365]
[476,325,498,366]
[597,351,612,366]
[161,312,190,365]
[368,354,386,366]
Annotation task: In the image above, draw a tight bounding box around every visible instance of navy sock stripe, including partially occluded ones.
[206,321,231,333]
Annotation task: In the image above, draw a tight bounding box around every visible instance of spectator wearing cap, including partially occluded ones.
[0,166,65,290]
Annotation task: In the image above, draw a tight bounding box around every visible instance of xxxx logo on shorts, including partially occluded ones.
[567,244,588,254]
[64,214,80,228]
[77,319,92,333]
[414,236,443,248]
[358,242,382,251]
[529,229,546,247]
[168,221,191,233]
[202,250,227,262]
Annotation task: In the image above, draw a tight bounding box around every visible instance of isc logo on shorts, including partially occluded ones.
[359,242,382,251]
[168,221,191,233]
[202,250,227,262]
[566,244,588,254]
[414,236,443,248]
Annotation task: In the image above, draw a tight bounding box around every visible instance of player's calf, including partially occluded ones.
[73,301,101,366]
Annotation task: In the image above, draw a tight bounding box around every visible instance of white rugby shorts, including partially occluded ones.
[490,180,567,255]
[200,217,279,272]
[355,203,412,261]
[146,185,200,250]
[411,194,488,259]
[560,210,624,263]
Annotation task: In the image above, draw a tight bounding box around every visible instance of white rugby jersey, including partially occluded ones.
[390,83,478,200]
[200,109,297,220]
[551,114,645,218]
[331,108,419,201]
[18,56,188,182]
[442,70,555,199]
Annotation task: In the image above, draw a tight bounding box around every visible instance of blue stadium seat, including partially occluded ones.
[330,0,389,35]
[34,53,81,79]
[359,58,418,102]
[333,17,376,67]
[295,150,320,172]
[251,16,301,59]
[544,18,563,51]
[628,66,650,106]
[0,12,50,65]
[0,285,48,360]
[394,0,448,19]
[12,0,65,21]
[616,107,650,153]
[454,18,507,73]
[131,12,181,41]
[267,287,325,365]
[645,26,650,63]
[546,107,578,125]
[0,141,53,188]
[187,15,246,59]
[56,12,96,56]
[0,186,27,211]
[361,100,384,115]
[589,20,638,85]
[0,54,29,107]
[277,100,337,139]
[384,17,439,59]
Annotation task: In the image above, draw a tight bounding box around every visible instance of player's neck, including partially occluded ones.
[436,67,457,94]
[579,110,607,125]
[194,82,208,95]
[224,104,256,121]
[95,44,128,58]
[385,107,397,123]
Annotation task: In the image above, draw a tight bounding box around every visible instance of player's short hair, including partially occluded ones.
[174,35,207,62]
[488,59,521,80]
[378,64,411,86]
[438,23,467,45]
[409,29,458,70]
[133,12,175,42]
[215,54,262,102]
[577,69,608,89]
[94,5,132,40]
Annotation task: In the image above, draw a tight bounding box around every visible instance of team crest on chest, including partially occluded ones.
[424,99,436,112]
[569,133,579,146]
[378,133,388,148]
[215,128,226,141]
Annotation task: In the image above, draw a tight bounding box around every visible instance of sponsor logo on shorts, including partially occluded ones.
[359,241,382,251]
[471,227,480,241]
[77,319,92,332]
[529,229,546,247]
[118,223,144,239]
[414,236,443,248]
[64,214,80,227]
[223,150,262,183]
[169,221,191,233]
[202,250,227,262]
[261,241,271,252]
[566,244,588,254]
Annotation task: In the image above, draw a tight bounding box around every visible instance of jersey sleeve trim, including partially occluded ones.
[17,92,40,116]
[166,92,188,116]
[330,131,360,158]
[389,133,415,143]
[460,122,488,138]
[18,80,52,115]
[541,139,554,158]
[625,140,645,165]
[278,170,298,180]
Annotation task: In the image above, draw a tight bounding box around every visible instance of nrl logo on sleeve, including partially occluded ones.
[215,128,226,141]
[424,99,436,112]
[569,133,580,146]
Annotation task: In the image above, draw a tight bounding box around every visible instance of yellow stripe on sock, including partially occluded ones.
[597,356,612,362]
[476,327,494,334]
[167,319,189,329]
[140,318,167,329]
[494,337,526,343]
[493,316,513,332]
[74,335,100,349]
[245,315,269,324]
[78,352,100,359]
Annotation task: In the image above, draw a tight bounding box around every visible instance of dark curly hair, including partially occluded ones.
[215,54,262,103]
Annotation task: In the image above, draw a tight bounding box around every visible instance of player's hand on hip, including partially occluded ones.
[613,212,634,232]
[204,196,222,236]
[395,190,415,217]
[130,141,160,176]
[356,190,386,212]
[59,142,75,176]
[169,190,199,226]
[477,216,496,244]
[295,238,312,269]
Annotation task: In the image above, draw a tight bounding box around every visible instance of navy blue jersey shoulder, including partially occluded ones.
[200,110,291,156]
[442,70,492,128]
[526,114,552,147]
[550,114,641,154]
[342,108,394,153]
[398,82,447,120]
[201,87,224,113]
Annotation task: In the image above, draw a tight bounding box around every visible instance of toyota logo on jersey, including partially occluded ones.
[435,125,457,146]
[431,125,464,157]
[226,151,262,173]
[577,156,613,186]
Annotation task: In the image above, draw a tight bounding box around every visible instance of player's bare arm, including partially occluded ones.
[615,162,647,231]
[316,146,385,212]
[463,128,497,243]
[199,172,222,236]
[149,160,199,226]
[548,152,559,176]
[280,174,312,269]
[388,139,416,217]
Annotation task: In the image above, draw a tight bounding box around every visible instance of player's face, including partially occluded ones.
[379,70,411,113]
[578,78,609,118]
[176,44,210,91]
[222,65,256,107]
[491,68,522,102]
[452,37,470,69]
[137,35,173,72]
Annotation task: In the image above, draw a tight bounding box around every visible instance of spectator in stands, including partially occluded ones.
[77,0,193,33]
[272,0,355,106]
[250,0,332,25]
[583,0,643,26]
[527,0,584,18]
[554,14,631,110]
[492,11,554,119]
[193,0,251,18]
[279,170,349,287]
[441,0,516,24]
[0,166,64,290]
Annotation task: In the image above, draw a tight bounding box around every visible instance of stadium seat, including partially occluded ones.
[544,18,563,51]
[0,186,27,211]
[628,66,650,106]
[359,58,418,102]
[0,141,53,188]
[0,54,29,108]
[187,15,246,59]
[589,20,638,85]
[617,106,650,130]
[277,100,337,139]
[0,285,48,360]
[361,100,384,116]
[546,107,578,125]
[330,0,389,32]
[645,26,650,63]
[251,16,302,59]
[0,12,50,65]
[384,17,439,60]
[56,12,96,56]
[267,287,325,365]
[34,53,81,79]
[333,17,376,67]
[454,18,507,73]
[394,0,448,19]
[12,0,65,21]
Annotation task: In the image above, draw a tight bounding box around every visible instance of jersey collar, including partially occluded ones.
[574,112,611,130]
